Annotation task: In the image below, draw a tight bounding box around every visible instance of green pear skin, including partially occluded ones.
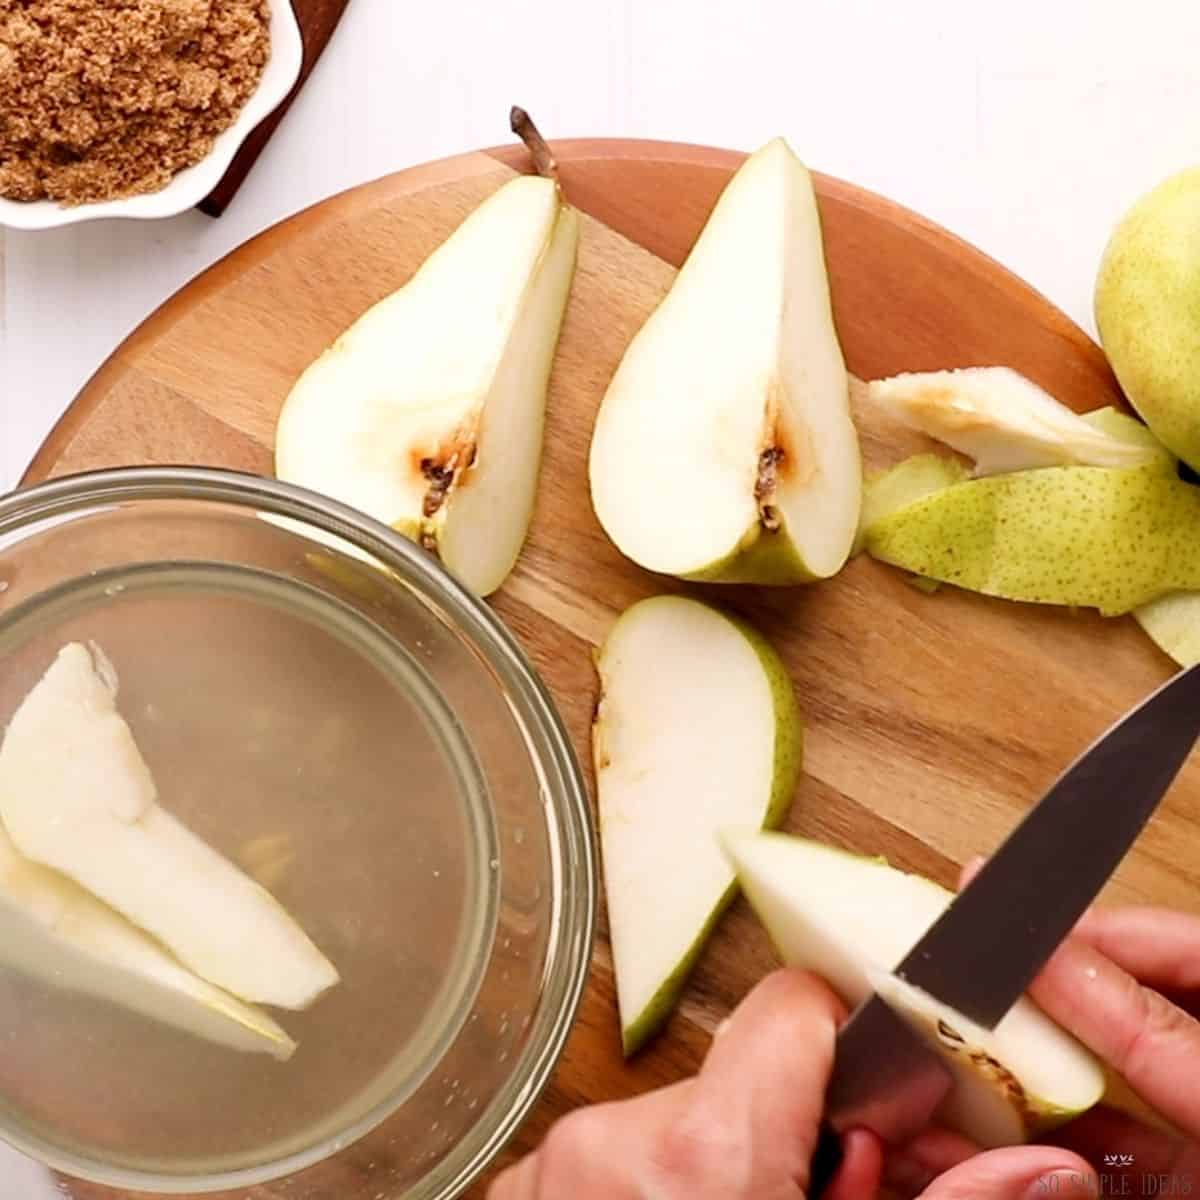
[1096,167,1200,470]
[865,465,1200,616]
[852,454,969,557]
[593,596,803,1056]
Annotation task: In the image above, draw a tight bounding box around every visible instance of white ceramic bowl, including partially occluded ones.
[0,0,303,232]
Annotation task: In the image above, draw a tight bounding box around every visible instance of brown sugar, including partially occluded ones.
[0,0,271,206]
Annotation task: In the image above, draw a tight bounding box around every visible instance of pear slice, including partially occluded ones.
[588,138,862,584]
[867,367,1159,476]
[852,454,969,557]
[864,464,1200,615]
[0,644,339,1010]
[1134,593,1200,667]
[276,113,579,598]
[0,826,294,1059]
[593,596,802,1054]
[1078,407,1177,473]
[721,830,1105,1147]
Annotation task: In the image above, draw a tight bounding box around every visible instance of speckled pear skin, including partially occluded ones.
[865,465,1200,616]
[1095,167,1200,470]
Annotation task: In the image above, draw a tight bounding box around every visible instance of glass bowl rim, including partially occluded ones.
[0,465,598,1197]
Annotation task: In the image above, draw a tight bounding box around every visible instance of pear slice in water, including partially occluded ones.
[0,644,339,1010]
[276,171,580,597]
[864,464,1200,615]
[0,826,295,1059]
[867,368,1160,476]
[722,830,1105,1147]
[593,596,802,1054]
[589,138,862,584]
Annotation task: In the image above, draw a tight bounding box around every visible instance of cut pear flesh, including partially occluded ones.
[0,825,294,1059]
[276,174,580,597]
[0,644,339,1010]
[864,464,1200,615]
[867,367,1158,476]
[1078,407,1177,473]
[722,830,1104,1147]
[589,138,861,584]
[593,596,802,1054]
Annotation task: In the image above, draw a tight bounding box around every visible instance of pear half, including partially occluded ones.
[276,173,580,597]
[589,138,861,584]
[1096,166,1200,471]
[867,367,1158,476]
[593,596,802,1054]
[722,830,1105,1147]
[0,644,339,1010]
[0,826,295,1059]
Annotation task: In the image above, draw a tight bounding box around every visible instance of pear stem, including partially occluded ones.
[510,106,559,184]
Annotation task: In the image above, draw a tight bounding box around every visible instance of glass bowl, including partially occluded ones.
[0,467,597,1197]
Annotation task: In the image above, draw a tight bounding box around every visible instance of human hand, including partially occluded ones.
[968,857,1200,1195]
[883,865,1200,1199]
[487,967,1094,1199]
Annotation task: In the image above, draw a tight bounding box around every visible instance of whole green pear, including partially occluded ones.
[1095,166,1200,469]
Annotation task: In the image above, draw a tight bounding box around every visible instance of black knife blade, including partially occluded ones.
[810,663,1200,1195]
[895,661,1200,1029]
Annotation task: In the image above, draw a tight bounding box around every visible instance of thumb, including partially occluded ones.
[918,1146,1097,1199]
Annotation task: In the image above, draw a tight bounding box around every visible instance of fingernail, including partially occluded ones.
[1024,1168,1096,1199]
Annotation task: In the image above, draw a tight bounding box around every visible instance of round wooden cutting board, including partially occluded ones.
[22,140,1196,1198]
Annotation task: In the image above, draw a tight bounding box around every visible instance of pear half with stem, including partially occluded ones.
[276,109,580,597]
[722,830,1105,1147]
[0,643,339,1010]
[593,596,802,1054]
[0,825,295,1059]
[589,138,861,584]
[866,367,1158,476]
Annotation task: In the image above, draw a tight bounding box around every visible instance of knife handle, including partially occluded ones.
[808,1124,844,1197]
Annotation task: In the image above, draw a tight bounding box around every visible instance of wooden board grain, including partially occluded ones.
[21,140,1196,1198]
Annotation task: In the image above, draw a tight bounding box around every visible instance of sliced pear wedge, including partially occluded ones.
[0,644,338,1010]
[861,396,1199,654]
[276,144,580,597]
[852,454,969,557]
[1079,407,1177,473]
[1134,593,1200,666]
[867,367,1158,476]
[589,138,861,584]
[722,830,1105,1147]
[864,464,1200,615]
[0,826,295,1059]
[593,596,802,1054]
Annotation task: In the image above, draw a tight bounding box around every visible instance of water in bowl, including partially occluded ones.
[0,560,496,1181]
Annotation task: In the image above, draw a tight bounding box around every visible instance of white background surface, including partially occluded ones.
[0,1,1197,1193]
[3,0,1200,490]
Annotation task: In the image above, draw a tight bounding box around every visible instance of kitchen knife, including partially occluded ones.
[810,662,1200,1191]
